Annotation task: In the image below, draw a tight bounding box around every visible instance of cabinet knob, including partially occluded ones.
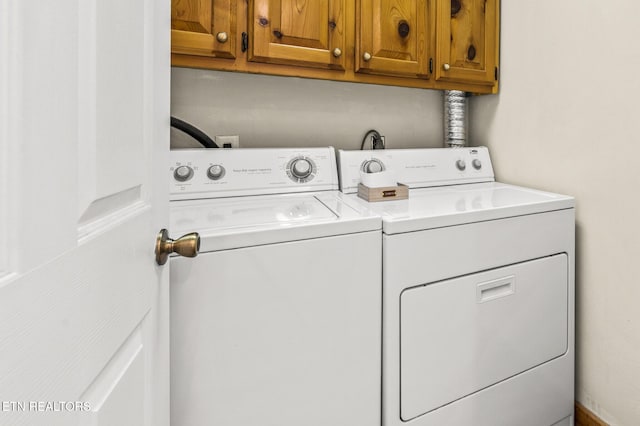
[443,63,451,71]
[216,32,228,43]
[363,52,372,62]
[333,48,342,58]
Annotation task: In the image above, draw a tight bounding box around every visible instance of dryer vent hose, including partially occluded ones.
[444,90,468,148]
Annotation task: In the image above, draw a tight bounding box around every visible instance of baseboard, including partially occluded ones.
[575,402,608,426]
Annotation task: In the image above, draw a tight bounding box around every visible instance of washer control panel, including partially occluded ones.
[337,147,494,193]
[170,148,338,200]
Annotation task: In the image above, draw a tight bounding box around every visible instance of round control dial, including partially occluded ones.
[361,158,385,174]
[472,159,482,170]
[287,157,316,183]
[174,165,194,182]
[455,160,466,171]
[207,164,226,180]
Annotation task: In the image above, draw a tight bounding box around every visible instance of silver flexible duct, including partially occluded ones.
[444,90,468,148]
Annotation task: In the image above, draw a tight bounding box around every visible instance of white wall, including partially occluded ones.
[171,67,444,149]
[471,1,640,425]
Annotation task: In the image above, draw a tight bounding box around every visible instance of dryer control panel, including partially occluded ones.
[169,148,339,200]
[337,147,495,193]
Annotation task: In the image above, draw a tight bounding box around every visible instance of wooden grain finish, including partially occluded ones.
[435,0,498,87]
[357,0,431,78]
[171,0,236,58]
[280,0,324,47]
[171,0,500,94]
[172,54,498,93]
[575,402,609,426]
[171,0,210,32]
[358,183,409,202]
[450,0,486,70]
[249,0,347,70]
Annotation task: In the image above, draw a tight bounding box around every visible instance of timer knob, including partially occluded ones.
[362,159,385,173]
[174,165,194,182]
[472,159,482,170]
[207,164,226,180]
[291,158,312,179]
[455,160,466,171]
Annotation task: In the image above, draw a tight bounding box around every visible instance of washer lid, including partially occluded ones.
[170,191,380,252]
[354,182,575,235]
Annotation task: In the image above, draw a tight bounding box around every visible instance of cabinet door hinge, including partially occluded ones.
[495,66,499,81]
[429,58,433,74]
[241,32,248,53]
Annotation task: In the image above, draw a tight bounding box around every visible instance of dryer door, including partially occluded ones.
[400,254,568,421]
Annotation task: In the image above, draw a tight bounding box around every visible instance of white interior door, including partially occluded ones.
[0,0,170,425]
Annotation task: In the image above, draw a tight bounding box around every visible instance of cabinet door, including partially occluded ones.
[435,0,499,86]
[249,0,347,70]
[357,0,430,78]
[172,0,236,58]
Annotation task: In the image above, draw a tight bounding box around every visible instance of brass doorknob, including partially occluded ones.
[155,229,200,266]
[216,32,228,43]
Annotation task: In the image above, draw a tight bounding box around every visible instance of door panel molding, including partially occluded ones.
[78,0,147,227]
[0,0,10,281]
[80,326,145,425]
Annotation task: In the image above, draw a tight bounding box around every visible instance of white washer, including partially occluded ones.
[169,148,382,426]
[338,147,575,426]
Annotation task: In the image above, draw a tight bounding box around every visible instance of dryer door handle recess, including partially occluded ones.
[155,229,200,265]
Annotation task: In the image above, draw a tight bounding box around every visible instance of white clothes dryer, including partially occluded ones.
[338,147,575,426]
[169,148,381,426]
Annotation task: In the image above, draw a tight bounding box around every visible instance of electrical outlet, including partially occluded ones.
[216,135,240,148]
[373,135,385,149]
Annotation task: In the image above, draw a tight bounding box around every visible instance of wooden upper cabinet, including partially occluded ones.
[435,0,499,86]
[170,0,500,93]
[357,0,431,79]
[248,0,347,70]
[171,0,236,58]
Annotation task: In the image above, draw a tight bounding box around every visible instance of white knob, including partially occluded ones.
[333,48,342,58]
[216,32,228,43]
[287,157,315,182]
[293,159,311,177]
[366,161,382,173]
[362,159,385,174]
[363,52,372,62]
[443,63,451,71]
[472,159,482,170]
[174,165,194,182]
[207,164,225,180]
[455,160,466,171]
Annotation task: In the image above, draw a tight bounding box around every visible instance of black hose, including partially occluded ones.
[360,129,382,150]
[170,116,219,148]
